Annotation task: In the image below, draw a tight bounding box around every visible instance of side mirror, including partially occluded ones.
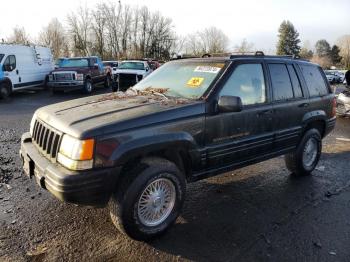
[218,96,243,113]
[93,63,99,69]
[4,64,12,71]
[146,67,149,72]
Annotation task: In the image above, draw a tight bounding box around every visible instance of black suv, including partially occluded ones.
[20,52,336,240]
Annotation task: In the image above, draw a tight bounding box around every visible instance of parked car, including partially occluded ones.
[336,88,350,117]
[21,52,336,240]
[47,56,111,94]
[0,44,54,99]
[324,70,341,84]
[112,60,152,91]
[103,61,119,76]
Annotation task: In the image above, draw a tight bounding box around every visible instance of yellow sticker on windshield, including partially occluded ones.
[187,77,204,88]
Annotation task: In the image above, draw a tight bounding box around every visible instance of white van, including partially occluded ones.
[0,44,54,98]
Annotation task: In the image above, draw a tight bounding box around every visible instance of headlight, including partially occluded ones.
[29,113,37,137]
[57,135,95,170]
[48,75,53,81]
[76,74,84,81]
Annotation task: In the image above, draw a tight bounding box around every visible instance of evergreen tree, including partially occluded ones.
[330,45,342,65]
[276,20,301,56]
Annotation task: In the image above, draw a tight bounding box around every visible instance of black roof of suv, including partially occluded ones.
[21,52,336,240]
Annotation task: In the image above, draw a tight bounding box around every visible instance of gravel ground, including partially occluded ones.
[0,88,350,262]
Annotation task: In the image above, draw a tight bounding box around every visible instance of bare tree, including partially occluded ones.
[67,5,91,56]
[103,1,122,59]
[38,18,68,58]
[91,4,107,59]
[234,39,254,53]
[7,26,30,45]
[337,35,350,68]
[185,27,229,56]
[120,5,132,58]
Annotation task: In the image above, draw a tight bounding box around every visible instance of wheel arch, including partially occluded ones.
[110,133,200,181]
[302,111,327,138]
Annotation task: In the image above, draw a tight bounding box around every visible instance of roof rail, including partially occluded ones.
[229,51,308,61]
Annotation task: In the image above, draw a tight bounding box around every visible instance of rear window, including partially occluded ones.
[300,65,329,96]
[269,64,294,101]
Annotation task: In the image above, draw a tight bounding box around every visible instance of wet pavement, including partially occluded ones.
[0,88,350,262]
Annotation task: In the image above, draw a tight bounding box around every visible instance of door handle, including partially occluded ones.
[298,103,309,108]
[16,69,19,75]
[257,109,273,116]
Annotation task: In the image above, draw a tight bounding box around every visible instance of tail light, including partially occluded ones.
[331,97,337,117]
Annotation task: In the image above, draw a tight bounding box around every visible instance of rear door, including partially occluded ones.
[267,62,307,151]
[205,60,274,169]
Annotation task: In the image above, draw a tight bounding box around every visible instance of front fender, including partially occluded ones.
[110,132,200,166]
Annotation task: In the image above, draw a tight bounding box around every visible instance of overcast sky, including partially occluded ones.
[0,0,349,52]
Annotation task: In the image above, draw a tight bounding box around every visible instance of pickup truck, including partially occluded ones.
[47,56,111,94]
[21,53,336,240]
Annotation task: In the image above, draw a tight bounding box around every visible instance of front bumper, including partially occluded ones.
[336,103,350,116]
[48,81,84,91]
[20,132,121,207]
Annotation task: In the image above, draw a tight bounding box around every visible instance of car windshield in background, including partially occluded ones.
[0,54,4,63]
[104,62,118,67]
[133,61,226,99]
[60,59,89,68]
[119,62,145,70]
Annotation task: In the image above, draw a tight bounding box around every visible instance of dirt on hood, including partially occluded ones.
[96,88,191,106]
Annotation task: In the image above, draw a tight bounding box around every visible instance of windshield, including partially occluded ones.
[0,54,4,64]
[60,58,89,68]
[133,61,226,99]
[119,62,145,70]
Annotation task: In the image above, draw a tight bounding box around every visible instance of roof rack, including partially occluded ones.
[229,51,307,61]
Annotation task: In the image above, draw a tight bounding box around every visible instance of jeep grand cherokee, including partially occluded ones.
[20,52,336,240]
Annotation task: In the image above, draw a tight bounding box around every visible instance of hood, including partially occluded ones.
[115,69,147,75]
[35,93,205,139]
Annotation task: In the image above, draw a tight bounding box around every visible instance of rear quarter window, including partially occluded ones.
[300,65,329,97]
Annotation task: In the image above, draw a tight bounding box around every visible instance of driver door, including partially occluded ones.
[205,61,274,169]
[3,55,19,88]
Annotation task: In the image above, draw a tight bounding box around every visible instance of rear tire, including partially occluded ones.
[285,128,322,176]
[109,157,186,241]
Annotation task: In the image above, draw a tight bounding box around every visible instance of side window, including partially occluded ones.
[219,63,266,106]
[300,65,329,96]
[268,63,293,101]
[287,64,303,98]
[3,55,16,71]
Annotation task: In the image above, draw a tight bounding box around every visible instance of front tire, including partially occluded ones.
[83,79,93,94]
[285,128,322,176]
[109,157,186,241]
[0,84,11,99]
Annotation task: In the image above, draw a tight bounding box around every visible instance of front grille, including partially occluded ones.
[119,74,137,90]
[54,73,74,81]
[32,120,62,161]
